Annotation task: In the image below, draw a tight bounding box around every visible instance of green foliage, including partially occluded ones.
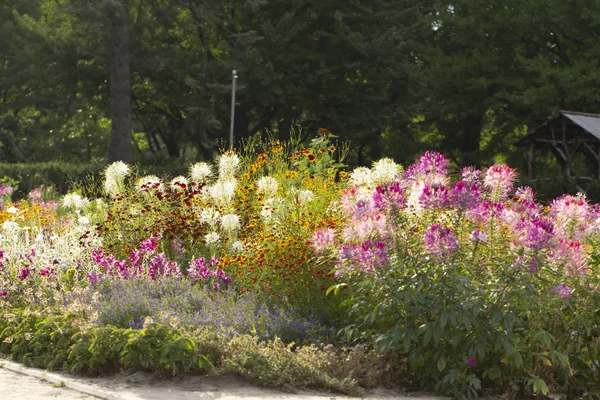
[0,310,211,377]
[120,321,211,376]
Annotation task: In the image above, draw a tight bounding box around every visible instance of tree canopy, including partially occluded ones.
[2,0,600,168]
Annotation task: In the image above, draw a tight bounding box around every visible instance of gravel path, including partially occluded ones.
[0,359,449,400]
[0,366,99,399]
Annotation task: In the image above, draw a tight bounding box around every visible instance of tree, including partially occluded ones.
[108,0,133,162]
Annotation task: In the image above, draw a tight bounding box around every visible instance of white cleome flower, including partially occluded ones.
[2,220,19,230]
[104,161,130,197]
[204,231,220,245]
[372,158,402,184]
[231,240,245,252]
[170,176,188,191]
[7,206,18,214]
[190,162,212,183]
[221,214,241,231]
[298,189,315,204]
[218,152,240,180]
[61,195,89,211]
[137,175,164,192]
[349,167,375,187]
[256,176,279,197]
[208,179,237,206]
[199,207,221,226]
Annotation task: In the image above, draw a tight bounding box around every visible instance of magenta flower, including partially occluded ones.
[0,185,13,197]
[87,273,102,284]
[140,237,158,254]
[187,257,212,282]
[520,218,554,250]
[28,188,43,204]
[18,267,30,280]
[91,248,105,264]
[312,228,336,254]
[461,167,481,185]
[40,267,51,277]
[550,239,587,275]
[469,230,487,242]
[449,181,479,210]
[424,224,458,257]
[404,151,449,184]
[514,186,535,203]
[550,194,593,240]
[0,289,7,297]
[467,359,476,367]
[484,164,517,199]
[419,183,450,209]
[372,182,406,212]
[554,283,572,299]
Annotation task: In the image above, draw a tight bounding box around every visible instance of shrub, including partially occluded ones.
[321,153,600,398]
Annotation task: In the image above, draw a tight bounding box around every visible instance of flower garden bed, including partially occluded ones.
[1,131,600,399]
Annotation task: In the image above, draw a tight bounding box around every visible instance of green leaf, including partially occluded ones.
[532,378,549,395]
[437,357,446,372]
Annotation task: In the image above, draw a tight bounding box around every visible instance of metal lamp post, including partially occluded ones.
[229,70,238,151]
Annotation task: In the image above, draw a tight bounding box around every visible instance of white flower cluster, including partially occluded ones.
[104,161,130,197]
[297,189,315,204]
[256,176,279,197]
[218,152,240,180]
[189,162,212,183]
[62,193,90,210]
[199,207,220,227]
[204,231,220,246]
[136,175,164,193]
[372,158,402,183]
[170,176,188,191]
[349,167,375,187]
[221,214,241,232]
[208,179,237,208]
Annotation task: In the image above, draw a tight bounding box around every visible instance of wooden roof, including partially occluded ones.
[516,110,600,146]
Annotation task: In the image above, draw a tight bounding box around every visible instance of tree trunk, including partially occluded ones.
[460,114,482,167]
[108,0,132,163]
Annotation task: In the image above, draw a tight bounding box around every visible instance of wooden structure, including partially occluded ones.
[515,111,600,180]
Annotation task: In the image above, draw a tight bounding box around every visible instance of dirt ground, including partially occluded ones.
[0,359,448,400]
